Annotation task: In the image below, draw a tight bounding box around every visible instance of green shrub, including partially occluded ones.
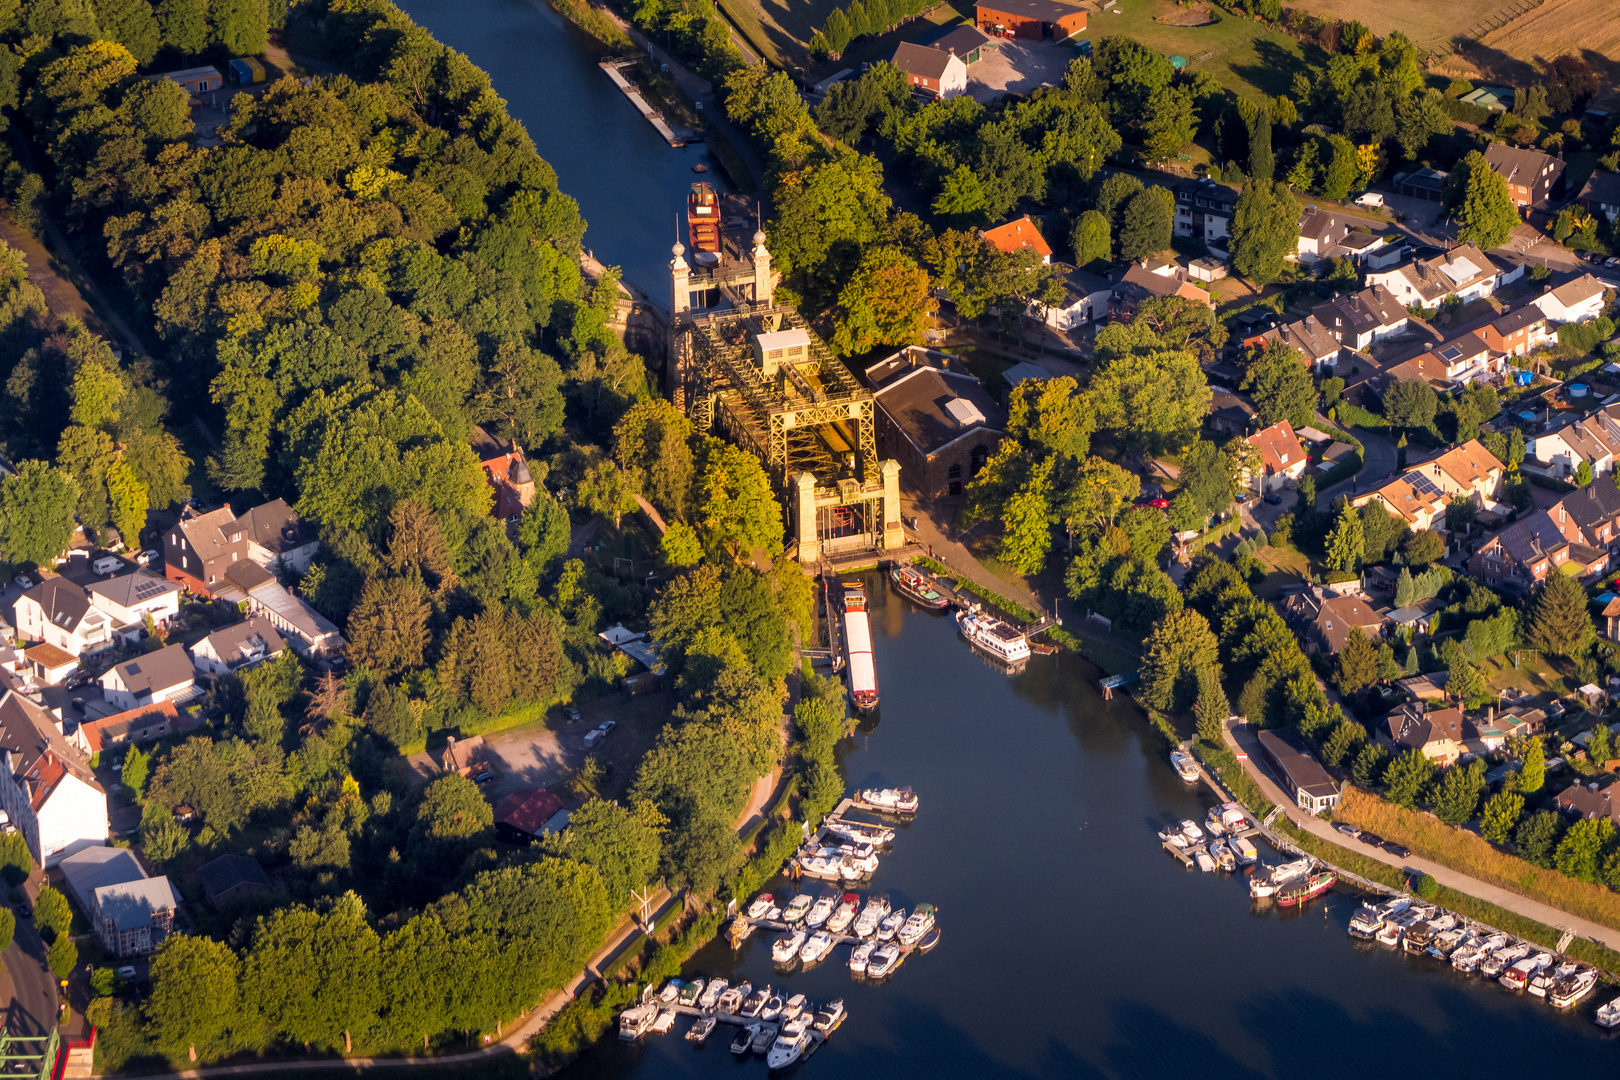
[1413,872,1439,898]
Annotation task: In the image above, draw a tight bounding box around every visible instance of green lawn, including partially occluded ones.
[1189,29,1327,101]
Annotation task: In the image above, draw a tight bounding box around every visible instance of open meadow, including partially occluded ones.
[1438,0,1620,107]
[1284,0,1510,50]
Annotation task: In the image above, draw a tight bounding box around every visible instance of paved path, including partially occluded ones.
[1222,719,1620,953]
[1316,424,1397,509]
[0,915,58,1040]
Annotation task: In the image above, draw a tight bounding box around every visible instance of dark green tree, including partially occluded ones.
[1554,817,1615,882]
[1429,759,1486,825]
[1242,340,1316,427]
[1229,179,1299,284]
[1455,149,1520,250]
[1526,571,1594,657]
[1247,105,1273,180]
[1383,748,1435,807]
[0,461,77,569]
[1194,664,1230,743]
[156,0,206,52]
[1480,790,1523,844]
[1335,629,1379,694]
[1350,742,1390,786]
[1139,608,1220,711]
[1514,808,1564,867]
[1117,186,1175,261]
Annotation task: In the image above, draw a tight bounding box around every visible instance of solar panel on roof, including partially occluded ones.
[1405,472,1443,498]
[132,578,169,601]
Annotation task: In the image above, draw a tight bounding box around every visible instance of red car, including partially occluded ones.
[1139,498,1170,510]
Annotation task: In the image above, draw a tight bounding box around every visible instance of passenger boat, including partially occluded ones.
[731,1024,758,1055]
[684,979,708,1008]
[618,1003,657,1040]
[898,904,936,947]
[1500,956,1541,991]
[659,979,682,1003]
[800,930,836,965]
[806,890,839,927]
[868,942,903,978]
[891,563,950,609]
[826,893,861,934]
[772,930,806,963]
[686,1015,717,1043]
[1169,750,1200,783]
[955,605,1032,664]
[1209,839,1236,871]
[848,940,875,975]
[877,907,906,942]
[1552,968,1599,1008]
[1531,962,1578,998]
[854,786,919,815]
[1596,994,1620,1027]
[650,1009,676,1034]
[751,1023,778,1054]
[782,993,807,1020]
[1249,857,1312,899]
[841,583,879,711]
[1276,869,1336,907]
[1481,941,1529,979]
[813,999,847,1034]
[748,893,776,919]
[767,1014,813,1070]
[782,894,813,923]
[852,894,891,938]
[1193,845,1216,872]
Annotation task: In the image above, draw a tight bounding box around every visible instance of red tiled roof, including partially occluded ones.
[982,216,1052,259]
[1247,419,1306,477]
[79,702,182,754]
[495,788,563,835]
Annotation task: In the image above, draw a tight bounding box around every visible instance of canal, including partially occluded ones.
[382,2,1616,1070]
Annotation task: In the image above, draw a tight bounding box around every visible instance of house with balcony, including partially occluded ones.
[163,499,318,597]
[14,579,112,663]
[1483,142,1564,209]
[99,644,196,712]
[189,617,285,676]
[1379,704,1467,767]
[1310,285,1409,350]
[1480,303,1554,357]
[1173,179,1239,246]
[1366,244,1501,308]
[85,571,183,645]
[1244,419,1308,494]
[1529,273,1608,324]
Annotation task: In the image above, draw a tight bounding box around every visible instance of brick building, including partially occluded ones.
[866,348,1004,500]
[974,0,1087,40]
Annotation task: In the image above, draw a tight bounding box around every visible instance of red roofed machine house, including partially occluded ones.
[470,425,539,521]
[494,788,567,845]
[974,0,1087,41]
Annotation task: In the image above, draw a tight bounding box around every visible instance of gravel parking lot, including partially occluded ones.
[966,38,1075,102]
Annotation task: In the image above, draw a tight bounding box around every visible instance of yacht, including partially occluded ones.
[813,999,847,1034]
[956,605,1032,663]
[800,930,836,965]
[1216,803,1249,832]
[1530,962,1578,998]
[688,979,714,1008]
[731,1024,758,1056]
[773,930,807,963]
[1426,928,1467,959]
[1209,839,1236,871]
[839,850,880,880]
[751,1023,778,1054]
[1552,968,1600,1009]
[718,982,748,1014]
[1347,903,1387,940]
[852,895,891,938]
[1452,933,1507,972]
[1193,845,1216,873]
[806,890,839,927]
[767,1014,813,1070]
[761,991,785,1021]
[1179,819,1206,843]
[1249,857,1313,899]
[891,563,950,609]
[1170,750,1200,783]
[1481,941,1530,979]
[854,786,920,815]
[740,985,769,1018]
[823,817,895,846]
[897,904,936,947]
[868,942,903,978]
[877,907,907,942]
[849,940,875,975]
[797,853,844,881]
[1203,807,1227,836]
[618,1003,657,1040]
[748,893,776,919]
[686,1015,716,1043]
[659,979,682,1003]
[1501,956,1541,991]
[729,915,754,946]
[782,993,808,1019]
[782,894,814,923]
[1596,994,1620,1028]
[826,893,861,934]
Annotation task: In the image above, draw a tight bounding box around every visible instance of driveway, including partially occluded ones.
[965,38,1073,102]
[1317,426,1397,509]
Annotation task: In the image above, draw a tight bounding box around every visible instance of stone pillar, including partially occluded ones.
[880,459,904,550]
[670,242,690,316]
[795,471,820,564]
[752,229,773,308]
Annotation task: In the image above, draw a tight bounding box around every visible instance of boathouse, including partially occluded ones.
[1256,728,1340,814]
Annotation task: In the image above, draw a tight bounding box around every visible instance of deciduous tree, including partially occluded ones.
[1229,180,1300,283]
[0,461,77,568]
[1139,608,1220,712]
[1117,185,1174,261]
[1480,790,1524,844]
[1455,149,1520,250]
[1242,340,1316,427]
[1325,500,1364,571]
[1382,747,1434,807]
[830,245,936,355]
[1430,759,1486,825]
[148,935,241,1062]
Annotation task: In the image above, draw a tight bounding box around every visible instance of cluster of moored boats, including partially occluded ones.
[1157,803,1264,875]
[791,799,911,881]
[619,981,849,1069]
[737,886,940,980]
[1347,895,1606,1011]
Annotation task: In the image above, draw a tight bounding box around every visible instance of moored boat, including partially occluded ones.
[1193,845,1216,873]
[868,942,903,978]
[686,1015,716,1043]
[852,894,891,938]
[717,982,747,1014]
[813,999,847,1034]
[806,889,839,927]
[1249,857,1312,899]
[1209,839,1236,871]
[918,925,941,952]
[1426,928,1466,959]
[748,893,776,919]
[1453,933,1506,972]
[731,1024,758,1056]
[1552,968,1599,1008]
[1203,807,1226,836]
[826,892,861,934]
[650,1009,676,1034]
[841,583,879,711]
[659,978,682,1003]
[1500,956,1541,991]
[751,1023,778,1054]
[783,993,807,1019]
[767,1014,813,1070]
[772,930,806,963]
[955,605,1032,663]
[1276,869,1336,907]
[729,915,754,946]
[761,991,785,1021]
[823,817,895,846]
[741,985,769,1018]
[897,903,936,947]
[1531,962,1578,998]
[1596,994,1620,1027]
[1229,835,1259,865]
[1170,750,1200,783]
[618,1003,657,1040]
[782,894,813,923]
[685,979,710,1008]
[800,930,836,965]
[854,786,920,815]
[1179,819,1206,843]
[849,940,875,975]
[891,563,950,609]
[877,907,906,942]
[1347,903,1386,940]
[1481,941,1529,979]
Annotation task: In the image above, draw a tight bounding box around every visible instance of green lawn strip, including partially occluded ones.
[713,0,784,65]
[704,131,759,194]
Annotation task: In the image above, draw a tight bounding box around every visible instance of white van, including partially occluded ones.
[92,556,123,575]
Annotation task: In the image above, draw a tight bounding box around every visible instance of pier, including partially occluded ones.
[598,60,690,147]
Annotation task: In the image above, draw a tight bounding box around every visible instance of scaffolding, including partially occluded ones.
[0,1027,61,1080]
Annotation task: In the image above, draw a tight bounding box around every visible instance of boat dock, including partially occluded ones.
[598,60,689,147]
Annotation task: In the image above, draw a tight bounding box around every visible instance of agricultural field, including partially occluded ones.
[1439,0,1620,107]
[1283,0,1505,51]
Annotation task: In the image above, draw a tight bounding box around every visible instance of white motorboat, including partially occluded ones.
[718,982,748,1014]
[824,818,895,846]
[839,851,879,880]
[1179,819,1206,843]
[1596,994,1620,1027]
[1209,839,1236,871]
[731,1024,758,1056]
[800,930,836,965]
[849,940,875,975]
[1193,845,1216,872]
[852,895,891,938]
[1217,803,1249,832]
[854,786,920,815]
[658,979,682,1003]
[618,1003,657,1040]
[1170,750,1200,782]
[1453,933,1506,972]
[686,1015,716,1043]
[760,991,785,1021]
[767,1015,812,1070]
[798,854,844,880]
[1530,961,1578,998]
[1204,808,1226,837]
[956,606,1032,663]
[806,891,838,927]
[773,930,807,963]
[740,985,768,1018]
[748,893,776,919]
[650,1009,676,1034]
[1248,857,1312,899]
[813,999,847,1034]
[897,904,936,947]
[868,942,903,978]
[1158,827,1189,849]
[782,894,813,923]
[767,905,783,921]
[826,893,860,934]
[877,907,907,942]
[782,993,808,1019]
[1552,968,1599,1008]
[751,1023,778,1054]
[694,979,721,1009]
[1347,903,1386,940]
[1480,941,1529,979]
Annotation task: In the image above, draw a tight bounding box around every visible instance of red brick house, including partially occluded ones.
[975,0,1087,40]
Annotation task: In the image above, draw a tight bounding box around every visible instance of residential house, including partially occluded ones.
[973,0,1087,41]
[1109,260,1213,320]
[1380,332,1498,388]
[437,735,494,779]
[1265,315,1357,371]
[1311,285,1410,351]
[890,41,968,99]
[1483,142,1565,208]
[22,645,77,688]
[1526,413,1620,479]
[84,571,183,645]
[1353,439,1505,531]
[1529,273,1608,324]
[866,347,1004,499]
[1480,304,1554,356]
[199,853,272,908]
[1188,256,1227,282]
[469,426,538,521]
[0,690,107,866]
[70,701,188,758]
[60,847,146,919]
[1256,728,1341,814]
[189,617,285,676]
[1296,207,1351,264]
[1208,387,1256,437]
[13,578,112,660]
[1338,230,1401,269]
[982,216,1052,263]
[1366,245,1500,308]
[494,788,566,845]
[1380,704,1467,767]
[926,23,993,63]
[1558,476,1620,553]
[1469,508,1589,589]
[59,846,178,957]
[1281,585,1386,654]
[236,499,318,574]
[1245,419,1308,493]
[1038,263,1112,329]
[1173,179,1240,245]
[220,560,345,663]
[1576,171,1620,222]
[163,499,318,597]
[1555,779,1620,825]
[99,644,195,712]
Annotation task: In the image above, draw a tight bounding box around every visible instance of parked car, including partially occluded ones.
[137,550,160,567]
[1334,823,1361,840]
[1263,492,1285,505]
[1359,832,1385,848]
[115,966,137,982]
[583,729,605,748]
[1382,841,1411,858]
[595,720,616,737]
[13,574,33,591]
[69,699,86,715]
[563,706,582,723]
[473,770,494,785]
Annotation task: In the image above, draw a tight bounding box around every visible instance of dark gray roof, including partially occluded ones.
[928,24,992,55]
[1483,142,1564,190]
[85,570,181,612]
[1558,477,1620,538]
[974,0,1086,21]
[224,559,275,593]
[107,644,194,696]
[1256,728,1338,799]
[1490,509,1568,565]
[60,847,145,912]
[1312,285,1406,337]
[873,365,1004,457]
[1298,208,1349,245]
[22,578,92,633]
[237,499,307,556]
[199,853,271,904]
[891,42,956,81]
[1491,304,1547,336]
[1053,262,1112,307]
[0,691,101,793]
[1399,168,1448,192]
[1580,171,1620,206]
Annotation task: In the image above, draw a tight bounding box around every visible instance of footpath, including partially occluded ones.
[1221,719,1620,954]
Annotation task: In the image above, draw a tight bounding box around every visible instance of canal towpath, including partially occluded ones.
[1220,717,1620,954]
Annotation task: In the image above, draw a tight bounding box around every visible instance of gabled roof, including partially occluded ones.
[495,788,565,835]
[78,702,185,754]
[1558,478,1620,541]
[173,505,239,560]
[982,216,1052,259]
[1579,171,1620,205]
[1490,304,1548,336]
[1312,284,1406,337]
[1052,262,1112,307]
[1298,208,1349,245]
[1247,419,1305,477]
[1483,142,1564,188]
[196,617,284,669]
[20,578,94,634]
[237,498,308,556]
[224,559,275,593]
[199,853,271,903]
[1270,315,1342,363]
[1486,509,1576,566]
[974,0,1086,21]
[1555,779,1620,823]
[1432,438,1503,490]
[60,847,146,908]
[891,41,958,82]
[1543,273,1606,309]
[105,644,194,696]
[930,24,992,55]
[85,571,182,613]
[1384,705,1465,751]
[0,691,102,803]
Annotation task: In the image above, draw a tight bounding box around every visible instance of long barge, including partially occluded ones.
[841,582,878,711]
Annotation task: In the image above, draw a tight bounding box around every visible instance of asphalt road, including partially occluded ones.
[1,916,58,1038]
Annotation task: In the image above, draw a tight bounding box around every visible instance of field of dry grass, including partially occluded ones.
[1336,786,1620,932]
[1284,0,1505,50]
[1436,0,1620,108]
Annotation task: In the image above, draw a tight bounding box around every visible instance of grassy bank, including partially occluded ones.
[1336,786,1620,933]
[545,0,634,49]
[1194,738,1275,817]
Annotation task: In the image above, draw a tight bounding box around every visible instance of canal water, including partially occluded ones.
[383,2,1618,1071]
